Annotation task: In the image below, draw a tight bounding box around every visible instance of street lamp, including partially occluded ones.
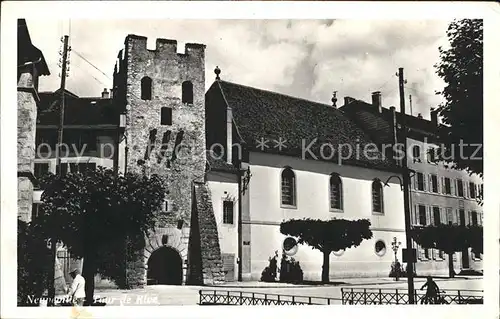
[391,237,402,262]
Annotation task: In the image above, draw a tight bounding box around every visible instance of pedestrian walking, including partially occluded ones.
[67,268,86,306]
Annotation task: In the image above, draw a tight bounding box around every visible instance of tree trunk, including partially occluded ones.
[321,251,331,283]
[82,250,97,306]
[447,252,455,278]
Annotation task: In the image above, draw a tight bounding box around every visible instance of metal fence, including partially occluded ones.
[199,290,341,305]
[341,288,483,305]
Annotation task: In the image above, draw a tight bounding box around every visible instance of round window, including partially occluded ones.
[283,237,297,251]
[375,240,386,257]
[333,249,345,257]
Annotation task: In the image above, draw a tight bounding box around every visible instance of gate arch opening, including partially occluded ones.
[147,246,183,285]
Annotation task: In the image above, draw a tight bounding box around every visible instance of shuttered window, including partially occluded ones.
[444,178,451,195]
[329,174,343,210]
[418,205,427,225]
[372,180,384,214]
[417,173,425,191]
[223,201,234,224]
[281,167,296,207]
[457,179,464,197]
[433,207,441,225]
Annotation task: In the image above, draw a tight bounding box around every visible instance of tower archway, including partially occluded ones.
[146,246,183,285]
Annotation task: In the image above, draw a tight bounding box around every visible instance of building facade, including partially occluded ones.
[17,19,50,223]
[205,79,407,280]
[340,92,483,276]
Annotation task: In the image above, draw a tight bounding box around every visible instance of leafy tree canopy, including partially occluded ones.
[411,224,483,254]
[435,19,483,176]
[280,218,373,253]
[32,167,167,258]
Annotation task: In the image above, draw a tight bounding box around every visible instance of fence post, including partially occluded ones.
[396,289,399,305]
[199,290,202,305]
[364,288,367,304]
[264,294,268,305]
[379,289,382,305]
[213,290,216,304]
[292,296,295,305]
[252,292,255,305]
[277,295,280,305]
[240,291,243,305]
[328,298,331,305]
[309,297,312,305]
[227,291,230,304]
[351,288,354,305]
[341,288,344,304]
[458,290,461,304]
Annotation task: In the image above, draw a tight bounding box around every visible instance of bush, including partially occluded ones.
[260,253,278,282]
[279,254,303,284]
[389,262,417,278]
[260,252,304,284]
[18,219,52,306]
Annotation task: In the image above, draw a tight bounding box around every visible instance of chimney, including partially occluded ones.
[344,96,355,106]
[371,91,382,113]
[331,91,338,108]
[417,113,423,119]
[101,88,110,99]
[430,107,438,126]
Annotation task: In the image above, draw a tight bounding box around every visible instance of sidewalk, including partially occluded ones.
[212,275,481,289]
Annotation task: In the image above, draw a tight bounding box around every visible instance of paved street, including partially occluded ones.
[89,276,483,306]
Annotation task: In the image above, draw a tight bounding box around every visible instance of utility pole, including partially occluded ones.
[398,67,415,304]
[48,35,70,306]
[56,35,69,174]
[409,95,413,116]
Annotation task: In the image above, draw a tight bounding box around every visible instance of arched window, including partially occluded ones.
[281,167,296,207]
[372,179,384,214]
[182,81,193,104]
[329,173,343,210]
[141,76,152,100]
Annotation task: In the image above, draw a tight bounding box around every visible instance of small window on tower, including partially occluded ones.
[182,81,193,104]
[141,76,152,100]
[161,107,172,125]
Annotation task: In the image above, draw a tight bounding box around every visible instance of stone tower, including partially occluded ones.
[115,35,224,287]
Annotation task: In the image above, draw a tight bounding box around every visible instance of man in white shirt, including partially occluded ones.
[67,268,86,306]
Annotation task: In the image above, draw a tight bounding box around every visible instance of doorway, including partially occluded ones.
[147,246,183,285]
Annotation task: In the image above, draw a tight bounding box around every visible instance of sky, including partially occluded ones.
[27,19,451,119]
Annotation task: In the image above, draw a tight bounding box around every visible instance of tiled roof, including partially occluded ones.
[210,80,398,172]
[18,19,50,76]
[37,90,119,126]
[206,150,238,173]
[339,99,439,144]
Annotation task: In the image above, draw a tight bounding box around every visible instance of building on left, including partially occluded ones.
[17,18,50,223]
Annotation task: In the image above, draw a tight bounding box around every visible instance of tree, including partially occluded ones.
[280,218,372,283]
[18,219,52,306]
[31,167,167,305]
[411,224,483,278]
[434,19,483,176]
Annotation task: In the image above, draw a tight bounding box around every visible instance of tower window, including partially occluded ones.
[141,76,152,100]
[182,81,193,104]
[161,107,172,125]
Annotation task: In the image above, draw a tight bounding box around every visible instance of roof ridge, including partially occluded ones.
[219,80,336,110]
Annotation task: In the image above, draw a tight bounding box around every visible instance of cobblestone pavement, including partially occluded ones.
[89,277,482,306]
